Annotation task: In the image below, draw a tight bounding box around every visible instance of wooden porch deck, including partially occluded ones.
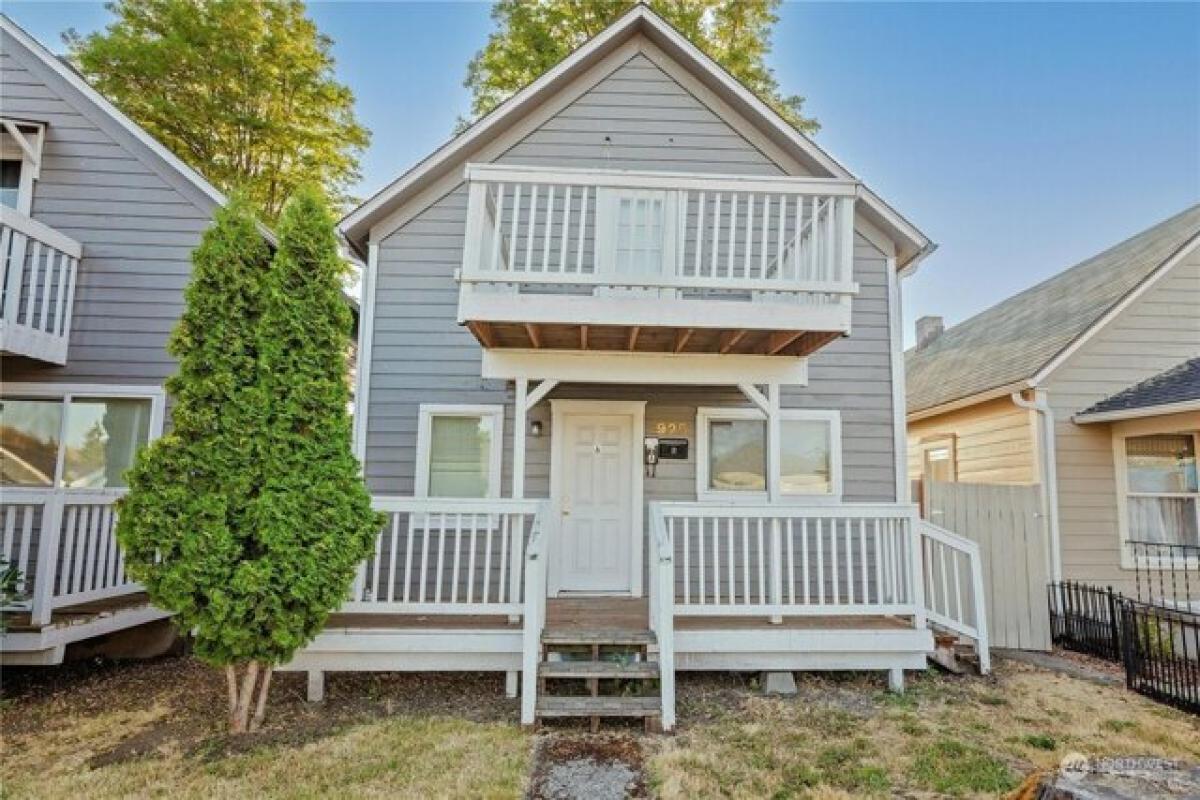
[3,592,156,633]
[324,597,913,632]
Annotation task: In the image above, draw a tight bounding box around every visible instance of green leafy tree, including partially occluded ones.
[67,0,369,221]
[464,0,816,133]
[116,195,378,733]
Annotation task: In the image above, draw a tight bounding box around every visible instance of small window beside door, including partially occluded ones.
[415,405,504,498]
[697,407,841,501]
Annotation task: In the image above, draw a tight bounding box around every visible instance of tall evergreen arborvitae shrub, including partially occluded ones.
[117,192,379,733]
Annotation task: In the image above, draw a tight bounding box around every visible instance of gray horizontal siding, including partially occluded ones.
[1,33,217,386]
[364,51,898,503]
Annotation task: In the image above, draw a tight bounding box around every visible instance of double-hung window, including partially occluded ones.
[1115,428,1200,552]
[415,405,504,498]
[0,386,163,489]
[697,407,841,501]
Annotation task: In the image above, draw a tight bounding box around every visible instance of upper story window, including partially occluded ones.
[697,407,842,501]
[0,119,45,215]
[0,388,162,489]
[1117,431,1199,548]
[415,404,504,498]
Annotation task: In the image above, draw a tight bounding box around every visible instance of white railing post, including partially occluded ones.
[769,517,783,619]
[3,228,28,323]
[649,503,676,732]
[29,494,63,626]
[968,544,991,674]
[908,512,927,628]
[520,515,546,726]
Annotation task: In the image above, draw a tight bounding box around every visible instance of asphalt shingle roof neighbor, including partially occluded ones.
[1078,358,1200,418]
[906,204,1200,414]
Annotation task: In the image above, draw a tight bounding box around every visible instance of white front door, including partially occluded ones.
[551,405,640,594]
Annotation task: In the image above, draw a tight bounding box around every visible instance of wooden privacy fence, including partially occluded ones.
[925,481,1050,651]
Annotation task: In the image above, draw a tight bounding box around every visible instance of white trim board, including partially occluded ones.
[340,5,928,267]
[482,349,808,386]
[547,399,646,597]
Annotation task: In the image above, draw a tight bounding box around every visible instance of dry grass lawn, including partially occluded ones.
[2,653,1197,799]
[649,658,1200,799]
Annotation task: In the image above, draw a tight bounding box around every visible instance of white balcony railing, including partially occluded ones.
[1,490,140,625]
[458,164,859,334]
[0,206,81,365]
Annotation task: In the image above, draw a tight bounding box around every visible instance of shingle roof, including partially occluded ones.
[1077,358,1200,419]
[906,204,1200,414]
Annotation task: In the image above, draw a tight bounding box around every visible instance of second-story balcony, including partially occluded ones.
[457,164,859,357]
[1,206,81,365]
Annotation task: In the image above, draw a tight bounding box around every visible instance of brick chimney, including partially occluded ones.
[916,315,944,349]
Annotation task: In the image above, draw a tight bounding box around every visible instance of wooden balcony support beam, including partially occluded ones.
[524,323,542,349]
[719,329,747,354]
[580,325,588,349]
[762,330,804,355]
[468,321,496,348]
[673,328,694,353]
[627,326,640,351]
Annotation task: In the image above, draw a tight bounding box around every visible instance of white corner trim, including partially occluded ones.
[481,349,808,386]
[1031,229,1200,387]
[0,15,226,211]
[414,404,505,499]
[886,255,908,502]
[352,242,378,461]
[1074,399,1200,425]
[695,406,843,504]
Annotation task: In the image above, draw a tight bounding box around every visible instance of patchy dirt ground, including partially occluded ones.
[2,650,1197,799]
[0,655,530,798]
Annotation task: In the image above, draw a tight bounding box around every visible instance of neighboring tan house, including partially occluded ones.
[906,204,1200,601]
[0,15,243,664]
[281,5,995,732]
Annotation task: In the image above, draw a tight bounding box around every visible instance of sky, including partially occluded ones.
[6,1,1199,346]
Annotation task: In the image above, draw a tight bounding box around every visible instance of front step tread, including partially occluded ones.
[541,628,655,646]
[539,660,659,679]
[537,695,661,718]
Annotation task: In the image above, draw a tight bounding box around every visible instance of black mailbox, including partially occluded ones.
[659,438,689,459]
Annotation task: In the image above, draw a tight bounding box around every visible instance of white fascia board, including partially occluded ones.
[481,349,809,386]
[459,292,851,333]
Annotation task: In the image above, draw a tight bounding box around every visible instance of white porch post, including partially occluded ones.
[509,379,529,624]
[766,383,783,624]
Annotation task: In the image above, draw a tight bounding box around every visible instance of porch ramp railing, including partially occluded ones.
[346,497,544,616]
[1,206,81,364]
[460,163,858,306]
[1,490,140,626]
[917,520,991,673]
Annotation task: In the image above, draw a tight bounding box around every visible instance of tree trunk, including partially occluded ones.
[250,666,273,732]
[226,666,239,732]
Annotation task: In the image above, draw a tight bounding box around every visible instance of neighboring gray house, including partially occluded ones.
[0,15,233,664]
[284,6,991,731]
[907,206,1200,612]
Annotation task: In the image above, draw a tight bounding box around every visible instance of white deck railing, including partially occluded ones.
[520,512,548,725]
[917,520,991,673]
[649,503,677,730]
[459,164,858,312]
[346,497,545,617]
[1,206,81,365]
[1,490,139,625]
[651,502,922,620]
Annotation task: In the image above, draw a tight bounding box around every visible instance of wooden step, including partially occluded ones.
[537,695,661,718]
[541,628,655,646]
[539,660,659,680]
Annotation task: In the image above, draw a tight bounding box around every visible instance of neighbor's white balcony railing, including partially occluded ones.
[457,164,859,333]
[1,206,81,365]
[1,489,139,625]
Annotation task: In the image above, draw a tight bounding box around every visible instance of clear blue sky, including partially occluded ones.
[7,1,1199,345]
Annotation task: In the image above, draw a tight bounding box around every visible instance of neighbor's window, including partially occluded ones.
[699,408,840,498]
[0,395,153,488]
[417,405,503,498]
[1121,432,1199,546]
[0,160,21,210]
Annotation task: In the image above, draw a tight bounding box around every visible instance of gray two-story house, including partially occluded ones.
[283,6,989,731]
[0,15,233,664]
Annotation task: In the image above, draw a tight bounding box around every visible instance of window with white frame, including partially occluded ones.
[415,405,504,498]
[1116,430,1200,548]
[0,120,44,214]
[0,388,161,489]
[697,407,841,500]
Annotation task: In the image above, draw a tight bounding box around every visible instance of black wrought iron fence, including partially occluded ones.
[1049,551,1198,715]
[1121,600,1200,714]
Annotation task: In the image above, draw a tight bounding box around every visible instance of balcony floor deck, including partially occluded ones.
[4,592,155,633]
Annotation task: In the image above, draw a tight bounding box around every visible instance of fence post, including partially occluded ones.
[1105,587,1121,662]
